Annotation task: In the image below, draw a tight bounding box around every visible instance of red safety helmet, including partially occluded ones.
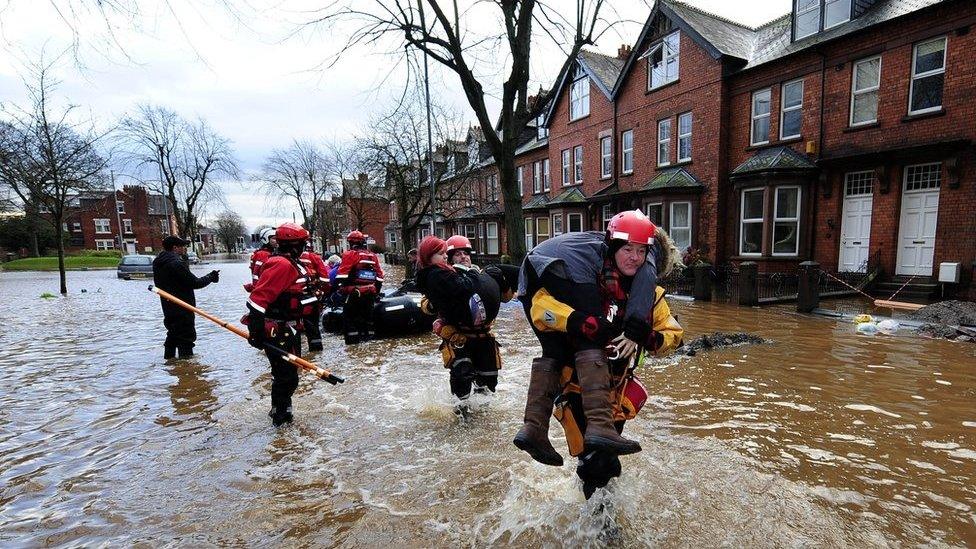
[346,230,367,244]
[606,210,656,246]
[276,222,310,242]
[445,235,473,253]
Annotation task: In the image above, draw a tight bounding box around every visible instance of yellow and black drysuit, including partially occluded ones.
[513,231,659,465]
[552,286,684,498]
[417,263,504,400]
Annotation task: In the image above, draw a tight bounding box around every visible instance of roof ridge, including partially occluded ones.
[579,48,622,62]
[666,0,763,31]
[753,12,792,30]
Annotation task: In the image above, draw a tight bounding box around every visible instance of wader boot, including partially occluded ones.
[164,345,177,360]
[575,349,641,455]
[513,357,564,466]
[177,346,194,359]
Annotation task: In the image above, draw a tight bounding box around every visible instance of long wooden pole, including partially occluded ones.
[149,285,344,384]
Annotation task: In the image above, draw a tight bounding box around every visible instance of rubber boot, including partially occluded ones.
[269,406,293,427]
[164,345,177,360]
[513,357,564,466]
[177,346,194,359]
[575,349,641,455]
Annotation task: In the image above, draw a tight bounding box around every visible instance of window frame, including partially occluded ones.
[567,213,583,233]
[94,218,112,234]
[739,189,765,257]
[574,145,584,185]
[524,217,535,250]
[600,136,612,178]
[751,88,772,146]
[569,66,591,121]
[772,186,801,257]
[677,112,692,162]
[533,161,542,194]
[116,200,125,214]
[561,149,571,186]
[647,30,680,90]
[602,204,612,230]
[657,118,672,167]
[621,129,634,174]
[669,201,693,251]
[95,239,115,251]
[779,79,804,140]
[823,0,851,31]
[903,162,942,192]
[552,213,563,235]
[536,113,549,140]
[908,36,947,116]
[850,56,882,126]
[517,165,524,195]
[486,222,499,255]
[123,218,133,234]
[646,202,663,226]
[543,159,551,192]
[536,216,550,243]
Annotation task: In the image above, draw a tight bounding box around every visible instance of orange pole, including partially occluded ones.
[149,285,344,384]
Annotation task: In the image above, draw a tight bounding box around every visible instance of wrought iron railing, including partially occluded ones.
[757,271,800,302]
[660,266,694,296]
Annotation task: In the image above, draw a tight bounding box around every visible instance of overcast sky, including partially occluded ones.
[0,0,791,231]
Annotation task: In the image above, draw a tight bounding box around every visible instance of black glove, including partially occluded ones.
[247,310,265,350]
[567,311,613,345]
[484,265,506,289]
[208,270,220,283]
[623,316,652,345]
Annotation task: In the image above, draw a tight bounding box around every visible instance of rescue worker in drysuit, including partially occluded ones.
[415,236,519,410]
[513,210,661,466]
[245,222,319,427]
[555,239,685,498]
[335,230,384,344]
[153,235,220,359]
[244,227,276,292]
[299,244,329,352]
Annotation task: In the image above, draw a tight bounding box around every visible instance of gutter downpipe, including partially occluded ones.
[813,48,828,263]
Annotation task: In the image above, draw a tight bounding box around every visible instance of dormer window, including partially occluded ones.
[794,0,851,40]
[569,66,590,120]
[536,113,548,140]
[647,31,680,90]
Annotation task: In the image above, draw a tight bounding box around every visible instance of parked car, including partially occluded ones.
[186,251,200,264]
[117,254,155,279]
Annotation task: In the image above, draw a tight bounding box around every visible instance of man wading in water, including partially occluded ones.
[153,235,220,360]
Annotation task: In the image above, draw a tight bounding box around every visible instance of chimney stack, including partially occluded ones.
[617,44,632,60]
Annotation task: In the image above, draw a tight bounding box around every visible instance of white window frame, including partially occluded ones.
[543,159,551,192]
[524,217,535,250]
[677,112,692,162]
[95,239,114,251]
[574,145,583,185]
[657,118,671,167]
[116,200,125,214]
[123,218,133,234]
[794,0,821,40]
[669,201,692,251]
[567,213,583,233]
[602,204,612,230]
[646,202,663,226]
[647,31,680,90]
[772,186,801,256]
[569,67,591,120]
[533,161,542,193]
[739,189,765,256]
[600,136,612,178]
[561,149,571,186]
[908,36,947,116]
[824,0,851,30]
[517,165,524,195]
[486,222,499,255]
[779,79,804,140]
[621,130,633,174]
[850,56,882,126]
[751,88,772,146]
[552,213,563,235]
[844,171,874,196]
[537,113,549,140]
[904,163,942,192]
[94,218,111,234]
[536,216,550,243]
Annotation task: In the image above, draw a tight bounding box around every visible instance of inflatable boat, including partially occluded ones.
[322,291,435,338]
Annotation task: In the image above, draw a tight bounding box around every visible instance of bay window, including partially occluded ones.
[773,187,801,255]
[536,217,550,243]
[486,222,499,255]
[670,202,692,251]
[567,213,583,232]
[740,189,764,255]
[552,213,563,235]
[602,204,612,230]
[525,218,535,250]
[646,203,663,226]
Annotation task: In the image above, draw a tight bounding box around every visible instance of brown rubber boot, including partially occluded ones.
[513,357,564,466]
[575,349,642,455]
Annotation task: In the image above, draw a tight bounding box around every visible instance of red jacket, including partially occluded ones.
[300,251,330,293]
[247,255,317,321]
[244,247,274,292]
[335,248,384,295]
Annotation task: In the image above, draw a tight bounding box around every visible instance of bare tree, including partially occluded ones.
[117,105,238,241]
[0,61,110,294]
[255,139,338,242]
[358,92,471,260]
[312,1,612,260]
[212,210,246,253]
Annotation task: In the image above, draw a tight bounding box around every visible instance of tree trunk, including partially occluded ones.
[400,224,414,278]
[56,223,67,295]
[496,152,525,262]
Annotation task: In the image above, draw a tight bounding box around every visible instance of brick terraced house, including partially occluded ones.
[60,185,176,254]
[394,0,976,299]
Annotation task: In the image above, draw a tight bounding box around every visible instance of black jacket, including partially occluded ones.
[153,250,213,312]
[416,264,500,328]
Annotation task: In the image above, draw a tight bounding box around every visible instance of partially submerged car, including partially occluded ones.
[117,254,154,279]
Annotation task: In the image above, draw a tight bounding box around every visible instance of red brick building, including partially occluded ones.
[342,174,390,251]
[62,185,176,254]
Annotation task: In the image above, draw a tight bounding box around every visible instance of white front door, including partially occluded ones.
[838,172,874,273]
[896,164,942,276]
[125,241,137,255]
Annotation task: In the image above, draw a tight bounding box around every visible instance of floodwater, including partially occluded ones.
[1,262,974,547]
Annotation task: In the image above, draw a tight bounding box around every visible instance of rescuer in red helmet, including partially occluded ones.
[335,230,385,344]
[298,242,329,352]
[513,210,665,470]
[245,221,318,427]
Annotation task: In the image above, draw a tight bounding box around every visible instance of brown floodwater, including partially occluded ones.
[0,262,974,547]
